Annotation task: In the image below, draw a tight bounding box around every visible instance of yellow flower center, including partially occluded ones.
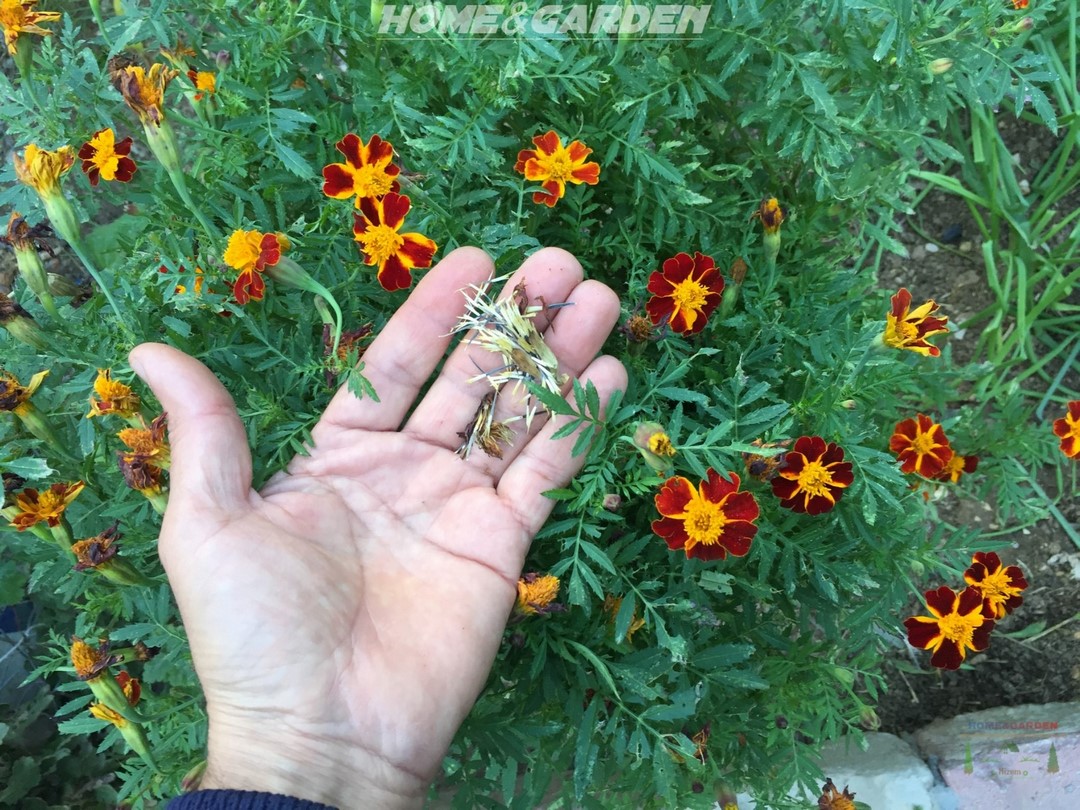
[358,223,404,264]
[223,230,267,273]
[648,433,675,457]
[976,568,1019,604]
[911,430,940,456]
[352,164,395,199]
[34,488,66,517]
[0,0,26,28]
[537,148,575,182]
[795,460,834,497]
[86,129,121,180]
[670,277,709,322]
[683,495,727,548]
[937,609,984,649]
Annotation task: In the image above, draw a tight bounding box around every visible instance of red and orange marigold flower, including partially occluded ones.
[933,452,979,484]
[882,288,949,357]
[187,69,215,100]
[818,778,857,810]
[352,192,437,292]
[1052,400,1080,459]
[223,229,287,304]
[964,552,1028,620]
[750,197,785,235]
[322,133,401,207]
[514,130,600,207]
[890,414,953,478]
[652,469,759,561]
[904,585,995,670]
[645,252,724,336]
[87,368,141,419]
[0,0,60,55]
[9,480,85,530]
[78,128,137,186]
[771,436,853,515]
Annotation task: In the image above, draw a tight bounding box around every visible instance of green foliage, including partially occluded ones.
[0,0,1074,807]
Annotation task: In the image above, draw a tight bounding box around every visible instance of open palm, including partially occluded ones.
[131,247,626,808]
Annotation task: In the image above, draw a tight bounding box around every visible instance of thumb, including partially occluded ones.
[129,342,253,513]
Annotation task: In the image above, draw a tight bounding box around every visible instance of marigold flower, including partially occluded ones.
[352,192,437,292]
[116,671,141,705]
[603,595,646,642]
[818,778,856,810]
[117,413,170,467]
[223,229,286,304]
[750,197,785,235]
[0,0,59,55]
[933,452,979,484]
[632,421,676,474]
[516,573,562,615]
[87,369,141,419]
[1011,0,1028,8]
[117,63,178,126]
[0,368,48,415]
[645,252,724,336]
[89,702,127,727]
[117,452,164,497]
[78,128,137,186]
[72,523,121,571]
[771,436,853,515]
[10,481,84,530]
[13,144,74,200]
[514,130,600,207]
[1052,400,1080,459]
[882,288,949,357]
[742,439,791,482]
[890,414,954,478]
[621,313,657,343]
[187,69,215,100]
[964,552,1027,619]
[904,585,995,670]
[652,469,759,561]
[70,636,116,681]
[322,133,401,206]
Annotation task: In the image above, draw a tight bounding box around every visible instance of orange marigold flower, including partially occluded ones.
[223,229,286,304]
[1052,400,1080,459]
[818,778,856,810]
[72,522,121,571]
[10,480,84,530]
[771,436,853,515]
[652,469,759,561]
[0,368,48,414]
[515,573,562,615]
[514,130,600,207]
[1011,0,1029,8]
[0,0,60,55]
[187,69,216,100]
[933,452,979,484]
[750,197,785,235]
[13,144,74,200]
[904,585,995,670]
[882,288,949,357]
[117,452,164,497]
[87,369,141,419]
[964,552,1028,619]
[889,414,954,478]
[352,192,437,292]
[70,636,116,681]
[645,252,724,336]
[117,63,178,126]
[322,133,401,206]
[78,128,137,186]
[117,413,170,467]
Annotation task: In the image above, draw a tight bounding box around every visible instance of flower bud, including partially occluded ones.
[632,421,676,474]
[181,760,207,792]
[832,666,856,686]
[929,58,954,75]
[602,493,622,512]
[0,294,49,350]
[859,706,881,730]
[839,399,857,410]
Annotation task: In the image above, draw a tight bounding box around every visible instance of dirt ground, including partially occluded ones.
[873,114,1080,734]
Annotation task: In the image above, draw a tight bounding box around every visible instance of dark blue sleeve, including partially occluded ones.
[167,790,338,810]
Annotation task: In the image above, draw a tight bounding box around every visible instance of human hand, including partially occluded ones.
[129,247,626,808]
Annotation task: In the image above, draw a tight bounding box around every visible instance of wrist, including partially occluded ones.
[199,716,427,810]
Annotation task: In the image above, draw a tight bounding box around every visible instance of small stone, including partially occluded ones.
[1019,179,1031,194]
[925,243,940,254]
[959,241,972,253]
[911,245,927,260]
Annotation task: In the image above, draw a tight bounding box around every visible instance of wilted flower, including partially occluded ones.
[904,585,995,670]
[9,481,85,530]
[78,128,137,186]
[741,438,791,482]
[652,469,759,561]
[0,368,47,415]
[1052,400,1080,459]
[818,778,857,810]
[13,144,74,201]
[322,133,401,206]
[0,0,60,55]
[4,212,60,318]
[515,573,563,615]
[771,436,853,515]
[620,312,658,343]
[352,192,437,292]
[117,414,170,467]
[645,252,724,336]
[882,288,949,357]
[456,390,515,460]
[87,369,141,420]
[890,414,954,478]
[964,552,1027,619]
[514,130,600,207]
[116,63,178,126]
[187,69,215,100]
[750,197,785,235]
[71,636,118,682]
